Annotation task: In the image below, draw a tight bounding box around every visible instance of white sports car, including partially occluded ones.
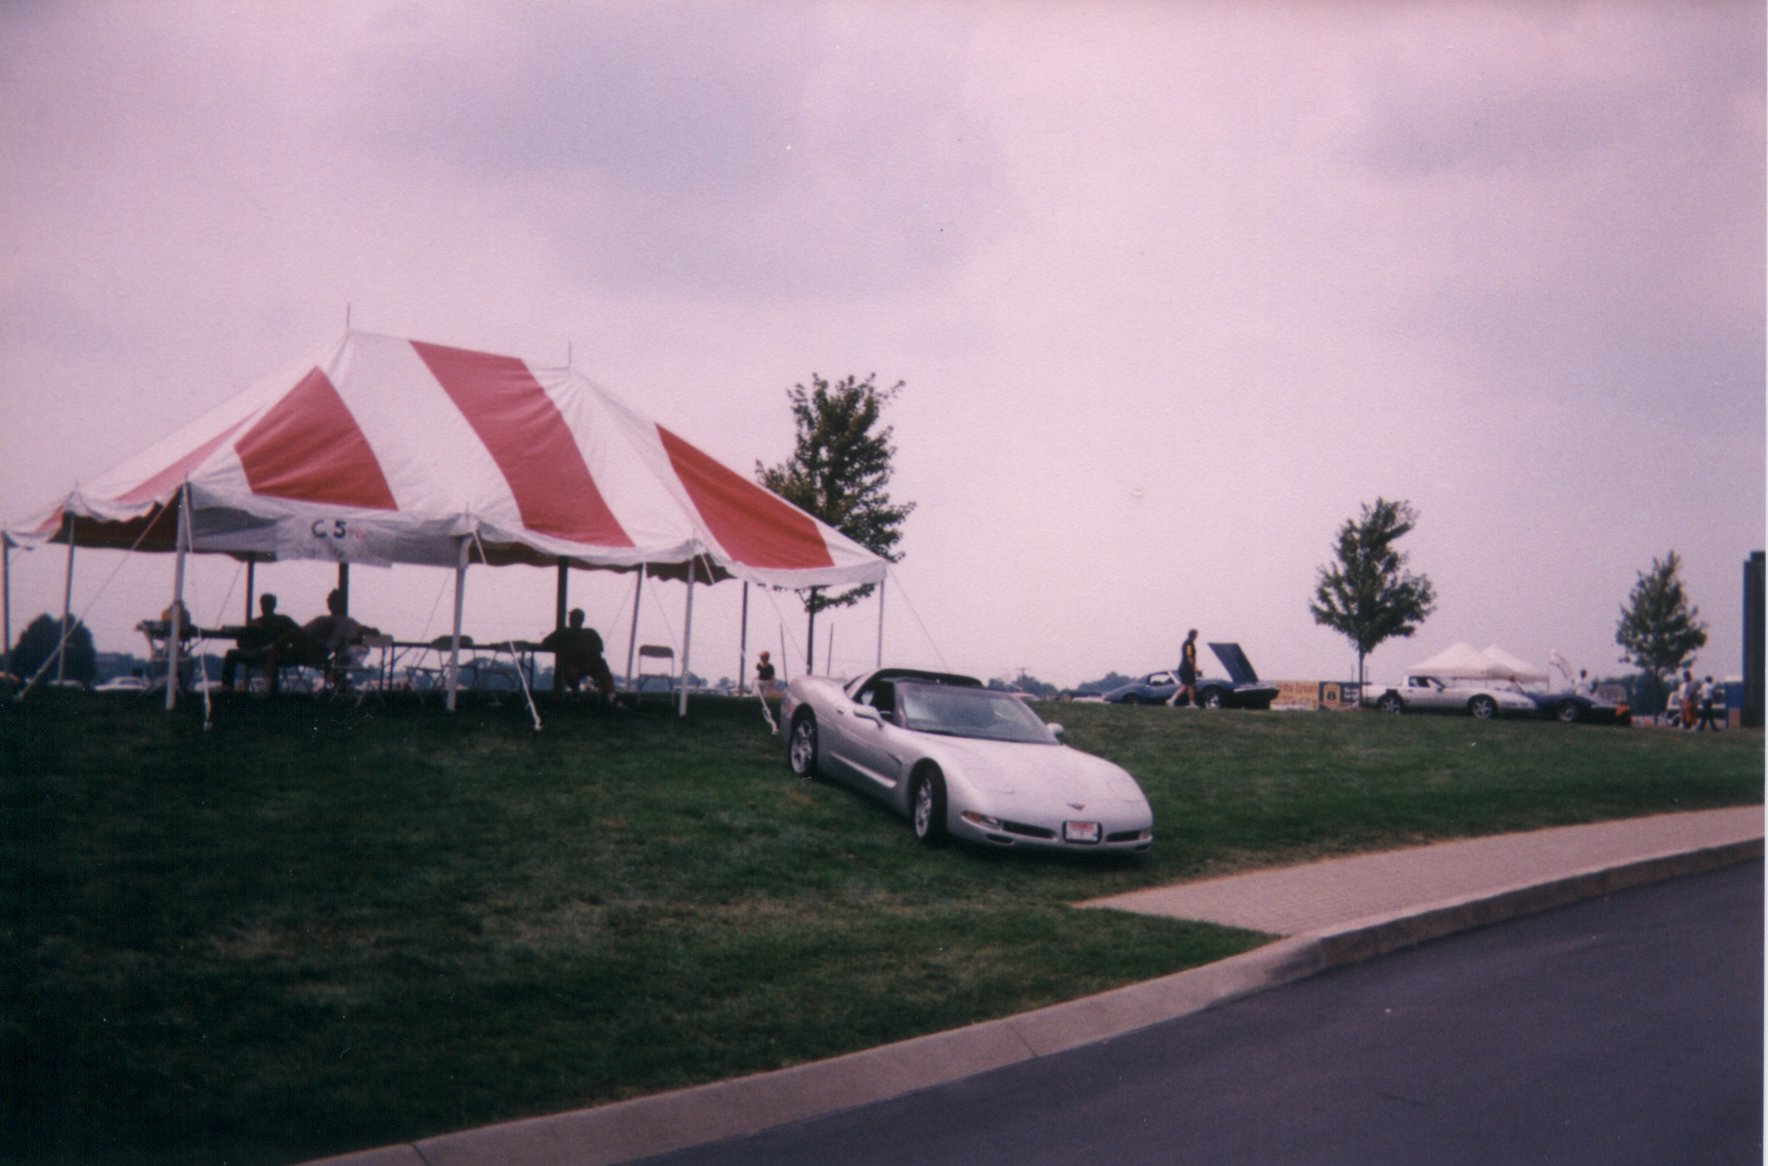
[781,668,1154,853]
[1365,674,1539,719]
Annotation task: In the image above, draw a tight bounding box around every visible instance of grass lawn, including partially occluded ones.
[2,689,1759,1165]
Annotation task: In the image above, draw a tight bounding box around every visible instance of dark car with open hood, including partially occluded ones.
[1102,642,1279,709]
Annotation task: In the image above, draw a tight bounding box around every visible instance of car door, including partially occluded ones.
[825,679,908,795]
[1406,676,1454,711]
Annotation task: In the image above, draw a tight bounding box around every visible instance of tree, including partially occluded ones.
[11,612,97,686]
[757,373,915,671]
[1309,498,1437,687]
[1615,551,1708,709]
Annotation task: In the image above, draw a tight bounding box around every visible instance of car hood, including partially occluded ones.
[1207,642,1263,686]
[923,736,1147,803]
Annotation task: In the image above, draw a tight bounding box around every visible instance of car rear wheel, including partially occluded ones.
[911,768,948,847]
[1378,693,1404,714]
[787,711,819,778]
[1556,701,1581,724]
[1469,695,1497,719]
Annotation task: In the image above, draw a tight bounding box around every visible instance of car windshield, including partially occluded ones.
[897,684,1057,743]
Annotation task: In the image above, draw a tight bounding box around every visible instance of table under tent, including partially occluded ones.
[4,330,887,719]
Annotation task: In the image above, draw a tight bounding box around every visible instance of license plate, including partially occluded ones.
[1063,820,1102,844]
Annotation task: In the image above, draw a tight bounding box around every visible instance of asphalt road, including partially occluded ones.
[638,861,1763,1166]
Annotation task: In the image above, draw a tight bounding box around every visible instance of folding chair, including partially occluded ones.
[634,644,677,702]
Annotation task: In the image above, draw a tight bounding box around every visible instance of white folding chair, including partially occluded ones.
[634,644,677,702]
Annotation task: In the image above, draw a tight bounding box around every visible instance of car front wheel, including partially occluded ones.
[1468,695,1497,719]
[787,711,819,778]
[1556,702,1581,724]
[911,768,948,847]
[1202,689,1225,709]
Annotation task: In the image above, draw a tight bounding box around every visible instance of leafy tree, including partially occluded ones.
[757,373,915,671]
[1309,498,1437,687]
[11,612,97,686]
[1615,551,1708,709]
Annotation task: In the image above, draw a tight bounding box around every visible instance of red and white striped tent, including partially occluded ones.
[6,330,886,709]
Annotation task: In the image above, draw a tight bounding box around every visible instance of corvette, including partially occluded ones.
[781,667,1154,853]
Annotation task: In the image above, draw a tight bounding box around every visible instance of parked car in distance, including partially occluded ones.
[1102,642,1279,709]
[782,667,1153,853]
[1523,687,1632,726]
[1365,675,1538,719]
[94,675,151,694]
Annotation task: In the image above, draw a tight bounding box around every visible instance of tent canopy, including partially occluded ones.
[7,330,885,589]
[1480,645,1550,684]
[1409,641,1512,681]
[1408,642,1550,684]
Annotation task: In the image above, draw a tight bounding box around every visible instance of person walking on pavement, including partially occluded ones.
[1170,629,1199,708]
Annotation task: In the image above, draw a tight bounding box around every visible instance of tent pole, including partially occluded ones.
[447,537,468,713]
[553,558,569,696]
[678,559,696,717]
[165,488,191,712]
[244,559,256,623]
[57,520,76,686]
[2,537,11,683]
[876,574,886,668]
[336,562,350,615]
[738,582,750,696]
[625,568,643,695]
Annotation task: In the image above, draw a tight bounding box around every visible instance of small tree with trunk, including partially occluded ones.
[757,373,914,672]
[1309,498,1438,687]
[1615,551,1707,712]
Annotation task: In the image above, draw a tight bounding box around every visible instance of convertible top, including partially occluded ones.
[856,668,984,690]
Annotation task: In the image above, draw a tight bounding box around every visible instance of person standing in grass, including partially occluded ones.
[1696,676,1723,732]
[1680,670,1700,729]
[1170,629,1199,708]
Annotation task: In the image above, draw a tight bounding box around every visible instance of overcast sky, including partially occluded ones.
[2,0,1762,690]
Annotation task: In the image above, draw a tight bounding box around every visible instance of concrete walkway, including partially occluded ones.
[311,806,1762,1166]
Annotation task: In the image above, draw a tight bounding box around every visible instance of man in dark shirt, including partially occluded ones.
[1171,628,1199,708]
[542,608,616,703]
[221,593,300,691]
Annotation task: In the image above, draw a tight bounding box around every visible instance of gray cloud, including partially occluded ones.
[347,2,1008,299]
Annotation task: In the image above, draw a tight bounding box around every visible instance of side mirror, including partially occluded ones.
[852,704,884,726]
[1046,722,1065,741]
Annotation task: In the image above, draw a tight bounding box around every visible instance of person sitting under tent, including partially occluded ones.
[541,608,616,704]
[221,593,300,692]
[262,589,377,694]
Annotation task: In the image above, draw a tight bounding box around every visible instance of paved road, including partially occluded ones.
[636,862,1763,1166]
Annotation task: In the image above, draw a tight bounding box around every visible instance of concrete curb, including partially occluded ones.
[309,832,1762,1166]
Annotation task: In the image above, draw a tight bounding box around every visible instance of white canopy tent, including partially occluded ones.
[1408,641,1514,681]
[6,330,887,714]
[1480,645,1551,685]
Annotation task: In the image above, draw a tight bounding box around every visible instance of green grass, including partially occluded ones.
[1,691,1759,1164]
